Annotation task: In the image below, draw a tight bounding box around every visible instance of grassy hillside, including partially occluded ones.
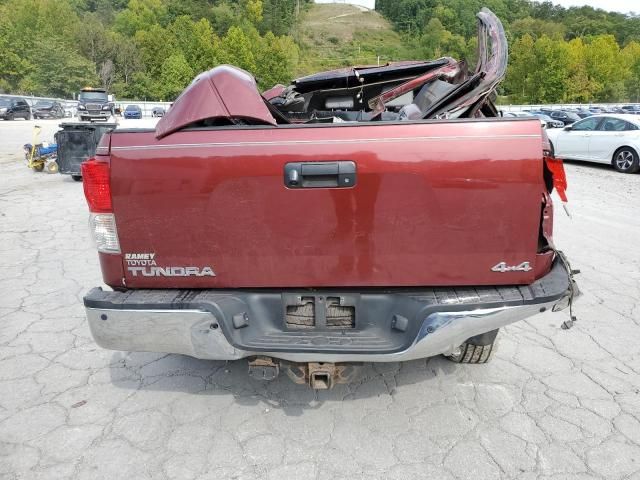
[296,3,412,75]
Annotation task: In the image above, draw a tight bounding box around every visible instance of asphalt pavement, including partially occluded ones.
[1,118,639,480]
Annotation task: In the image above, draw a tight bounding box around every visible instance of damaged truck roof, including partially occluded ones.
[155,8,507,139]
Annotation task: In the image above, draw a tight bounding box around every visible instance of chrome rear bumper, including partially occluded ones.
[84,258,578,363]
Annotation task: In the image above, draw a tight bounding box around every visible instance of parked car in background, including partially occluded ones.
[152,106,165,117]
[0,96,31,120]
[77,88,113,122]
[621,105,640,115]
[546,114,640,173]
[123,104,142,119]
[33,100,65,119]
[575,109,593,118]
[529,111,564,128]
[63,104,75,118]
[544,110,581,125]
[504,111,547,128]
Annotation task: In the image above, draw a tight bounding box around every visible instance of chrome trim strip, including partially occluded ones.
[86,308,241,360]
[110,134,540,151]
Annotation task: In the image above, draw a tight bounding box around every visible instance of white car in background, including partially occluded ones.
[546,114,640,173]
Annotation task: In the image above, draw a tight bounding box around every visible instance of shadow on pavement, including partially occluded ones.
[107,351,460,415]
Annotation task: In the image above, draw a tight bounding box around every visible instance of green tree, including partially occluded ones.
[21,39,97,97]
[114,0,167,36]
[530,35,570,103]
[209,2,239,37]
[158,53,193,100]
[0,23,30,92]
[76,12,115,75]
[585,35,630,102]
[218,26,257,74]
[504,34,536,103]
[510,17,565,39]
[170,16,218,75]
[124,71,154,99]
[134,24,176,78]
[416,18,467,60]
[254,31,298,89]
[245,0,263,27]
[564,38,598,103]
[111,32,141,88]
[622,42,640,103]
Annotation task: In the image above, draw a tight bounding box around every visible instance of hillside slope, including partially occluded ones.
[296,3,411,75]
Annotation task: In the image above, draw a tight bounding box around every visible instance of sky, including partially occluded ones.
[551,0,637,13]
[315,0,640,13]
[313,0,637,15]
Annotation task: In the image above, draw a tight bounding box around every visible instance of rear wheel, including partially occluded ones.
[613,147,640,174]
[25,112,31,120]
[71,175,82,182]
[32,163,44,172]
[446,329,498,364]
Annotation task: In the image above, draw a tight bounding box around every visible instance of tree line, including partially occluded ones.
[0,0,309,100]
[377,0,640,103]
[1,0,639,103]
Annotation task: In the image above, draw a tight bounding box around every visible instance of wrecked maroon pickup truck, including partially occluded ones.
[81,9,578,388]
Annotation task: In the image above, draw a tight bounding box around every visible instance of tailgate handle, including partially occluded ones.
[285,161,356,189]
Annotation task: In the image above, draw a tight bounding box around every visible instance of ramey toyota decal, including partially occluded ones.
[124,253,215,277]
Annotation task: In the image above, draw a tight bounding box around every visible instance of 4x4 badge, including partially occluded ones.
[491,261,532,273]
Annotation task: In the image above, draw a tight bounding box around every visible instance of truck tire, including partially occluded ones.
[446,329,498,364]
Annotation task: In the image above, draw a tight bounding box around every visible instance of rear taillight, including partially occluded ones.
[81,158,120,254]
[81,158,112,213]
[89,213,120,253]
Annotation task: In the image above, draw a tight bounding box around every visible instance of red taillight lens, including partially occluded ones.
[81,158,112,213]
[544,156,568,203]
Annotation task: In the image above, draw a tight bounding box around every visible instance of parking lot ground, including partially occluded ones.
[1,119,640,480]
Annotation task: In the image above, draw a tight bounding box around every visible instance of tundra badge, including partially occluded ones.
[124,252,215,277]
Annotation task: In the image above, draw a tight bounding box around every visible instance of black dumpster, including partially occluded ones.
[55,123,117,179]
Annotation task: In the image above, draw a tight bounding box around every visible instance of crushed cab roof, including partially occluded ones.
[155,65,277,139]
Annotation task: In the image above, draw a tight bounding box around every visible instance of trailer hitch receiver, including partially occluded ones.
[283,362,361,389]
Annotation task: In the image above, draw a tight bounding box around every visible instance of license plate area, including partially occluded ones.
[283,294,356,330]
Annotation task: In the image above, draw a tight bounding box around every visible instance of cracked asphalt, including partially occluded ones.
[1,119,640,480]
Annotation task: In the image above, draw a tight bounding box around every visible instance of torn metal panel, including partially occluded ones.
[267,8,507,123]
[155,65,277,139]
